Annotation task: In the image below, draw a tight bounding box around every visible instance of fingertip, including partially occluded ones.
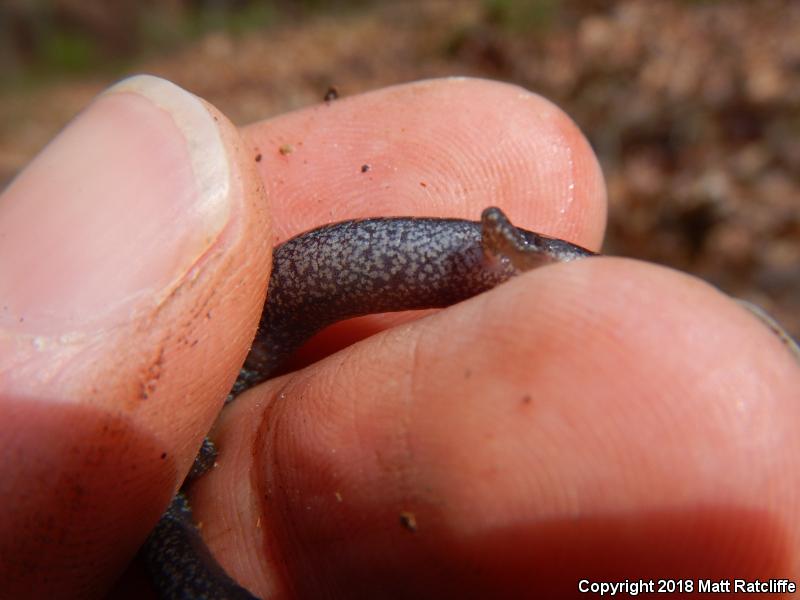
[243,77,606,249]
[204,258,800,595]
[2,71,270,463]
[0,74,270,596]
[463,257,800,531]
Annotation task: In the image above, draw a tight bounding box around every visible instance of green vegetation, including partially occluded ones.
[36,29,98,74]
[0,0,374,88]
[482,0,561,32]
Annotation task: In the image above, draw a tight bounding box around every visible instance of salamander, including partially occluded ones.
[141,207,596,599]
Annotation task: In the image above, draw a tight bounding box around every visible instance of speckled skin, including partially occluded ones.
[143,494,258,600]
[142,207,596,599]
[236,207,594,393]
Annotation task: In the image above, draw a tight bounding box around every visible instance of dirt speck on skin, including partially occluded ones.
[399,511,418,532]
[324,86,339,102]
[360,163,370,173]
[255,153,262,162]
[140,348,164,400]
[279,143,294,156]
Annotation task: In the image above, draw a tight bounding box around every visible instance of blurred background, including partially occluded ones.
[1,0,798,338]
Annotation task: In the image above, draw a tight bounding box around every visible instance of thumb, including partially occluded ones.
[0,75,270,598]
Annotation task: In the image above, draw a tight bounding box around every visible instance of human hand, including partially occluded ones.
[0,75,271,598]
[2,76,798,599]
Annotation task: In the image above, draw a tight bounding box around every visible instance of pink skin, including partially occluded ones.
[0,77,272,598]
[2,77,799,599]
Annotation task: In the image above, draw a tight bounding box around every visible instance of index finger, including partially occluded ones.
[242,77,607,364]
[243,77,606,246]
